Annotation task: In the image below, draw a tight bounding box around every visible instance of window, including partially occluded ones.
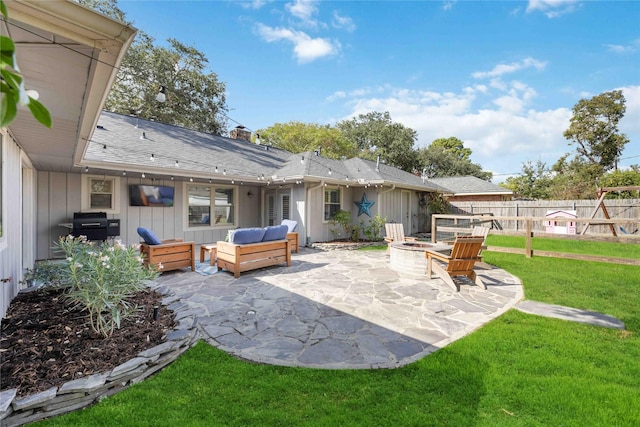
[281,194,291,220]
[324,188,341,221]
[187,184,235,227]
[81,175,120,213]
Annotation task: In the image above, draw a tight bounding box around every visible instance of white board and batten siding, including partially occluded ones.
[1,131,33,317]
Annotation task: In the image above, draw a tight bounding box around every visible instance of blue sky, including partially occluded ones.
[118,0,640,183]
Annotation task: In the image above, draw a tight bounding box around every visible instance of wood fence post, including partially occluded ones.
[431,215,436,243]
[525,218,532,258]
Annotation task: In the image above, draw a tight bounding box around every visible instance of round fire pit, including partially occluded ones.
[389,241,450,277]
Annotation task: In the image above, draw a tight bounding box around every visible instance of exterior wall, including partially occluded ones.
[35,173,266,259]
[0,132,28,317]
[304,185,424,243]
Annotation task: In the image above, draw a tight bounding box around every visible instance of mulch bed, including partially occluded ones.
[0,287,175,398]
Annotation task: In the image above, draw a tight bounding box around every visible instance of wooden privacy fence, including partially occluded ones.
[448,199,639,235]
[431,214,640,266]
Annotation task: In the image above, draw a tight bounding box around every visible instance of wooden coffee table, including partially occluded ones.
[199,243,217,266]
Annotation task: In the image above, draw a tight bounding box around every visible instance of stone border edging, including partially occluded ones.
[0,284,198,427]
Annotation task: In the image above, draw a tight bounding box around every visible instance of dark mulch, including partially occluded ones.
[0,287,175,398]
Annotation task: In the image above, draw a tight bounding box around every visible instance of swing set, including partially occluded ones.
[580,186,640,236]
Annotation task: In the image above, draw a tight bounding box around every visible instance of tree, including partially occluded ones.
[547,154,601,199]
[599,167,640,199]
[563,90,629,171]
[255,122,357,159]
[336,111,418,172]
[431,137,472,161]
[77,0,228,135]
[416,144,492,181]
[0,0,51,127]
[501,160,552,199]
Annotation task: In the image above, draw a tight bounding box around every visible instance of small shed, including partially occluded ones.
[544,210,577,234]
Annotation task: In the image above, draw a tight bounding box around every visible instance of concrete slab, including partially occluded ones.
[516,300,625,329]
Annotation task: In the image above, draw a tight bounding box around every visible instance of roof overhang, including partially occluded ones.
[2,0,136,172]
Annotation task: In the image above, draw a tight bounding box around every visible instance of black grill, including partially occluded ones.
[72,212,108,241]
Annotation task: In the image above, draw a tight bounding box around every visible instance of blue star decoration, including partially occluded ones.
[354,193,375,217]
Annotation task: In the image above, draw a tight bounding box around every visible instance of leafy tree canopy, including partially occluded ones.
[563,90,629,171]
[255,122,357,160]
[336,111,418,172]
[416,141,492,181]
[431,137,472,161]
[501,160,552,200]
[77,0,228,135]
[599,167,640,199]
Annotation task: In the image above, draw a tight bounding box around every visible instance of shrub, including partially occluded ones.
[55,235,159,338]
[329,210,352,240]
[360,214,387,241]
[21,260,66,288]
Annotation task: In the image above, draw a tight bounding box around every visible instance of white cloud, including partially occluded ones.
[255,24,339,63]
[526,0,581,18]
[331,83,640,178]
[240,0,272,10]
[330,83,574,176]
[286,0,318,23]
[605,39,640,54]
[618,85,640,140]
[472,57,547,79]
[442,1,457,11]
[332,11,356,32]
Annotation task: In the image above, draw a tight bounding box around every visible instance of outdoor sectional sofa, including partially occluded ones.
[217,225,291,278]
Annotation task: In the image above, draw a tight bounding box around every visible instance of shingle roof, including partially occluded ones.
[429,176,513,195]
[85,111,448,192]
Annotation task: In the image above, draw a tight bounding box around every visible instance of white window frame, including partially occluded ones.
[281,192,291,221]
[323,187,342,222]
[185,183,236,230]
[81,174,120,214]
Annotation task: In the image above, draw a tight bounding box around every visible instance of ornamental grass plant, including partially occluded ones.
[55,235,159,338]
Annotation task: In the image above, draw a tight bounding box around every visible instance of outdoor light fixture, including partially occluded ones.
[215,166,219,173]
[122,171,126,176]
[247,191,254,198]
[170,176,174,180]
[156,86,166,103]
[84,166,89,173]
[141,172,146,178]
[150,153,155,161]
[175,160,179,167]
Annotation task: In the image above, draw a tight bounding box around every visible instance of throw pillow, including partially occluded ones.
[262,225,288,241]
[137,227,162,245]
[229,227,266,244]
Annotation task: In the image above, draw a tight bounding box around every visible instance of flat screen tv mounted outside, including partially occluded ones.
[129,185,175,207]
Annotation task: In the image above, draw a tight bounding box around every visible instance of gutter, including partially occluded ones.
[305,180,325,246]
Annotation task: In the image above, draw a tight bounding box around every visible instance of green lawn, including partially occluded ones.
[37,240,640,426]
[486,234,640,259]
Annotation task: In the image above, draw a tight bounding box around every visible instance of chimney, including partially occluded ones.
[230,125,251,142]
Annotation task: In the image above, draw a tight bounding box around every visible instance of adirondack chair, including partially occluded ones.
[383,223,417,244]
[425,236,486,292]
